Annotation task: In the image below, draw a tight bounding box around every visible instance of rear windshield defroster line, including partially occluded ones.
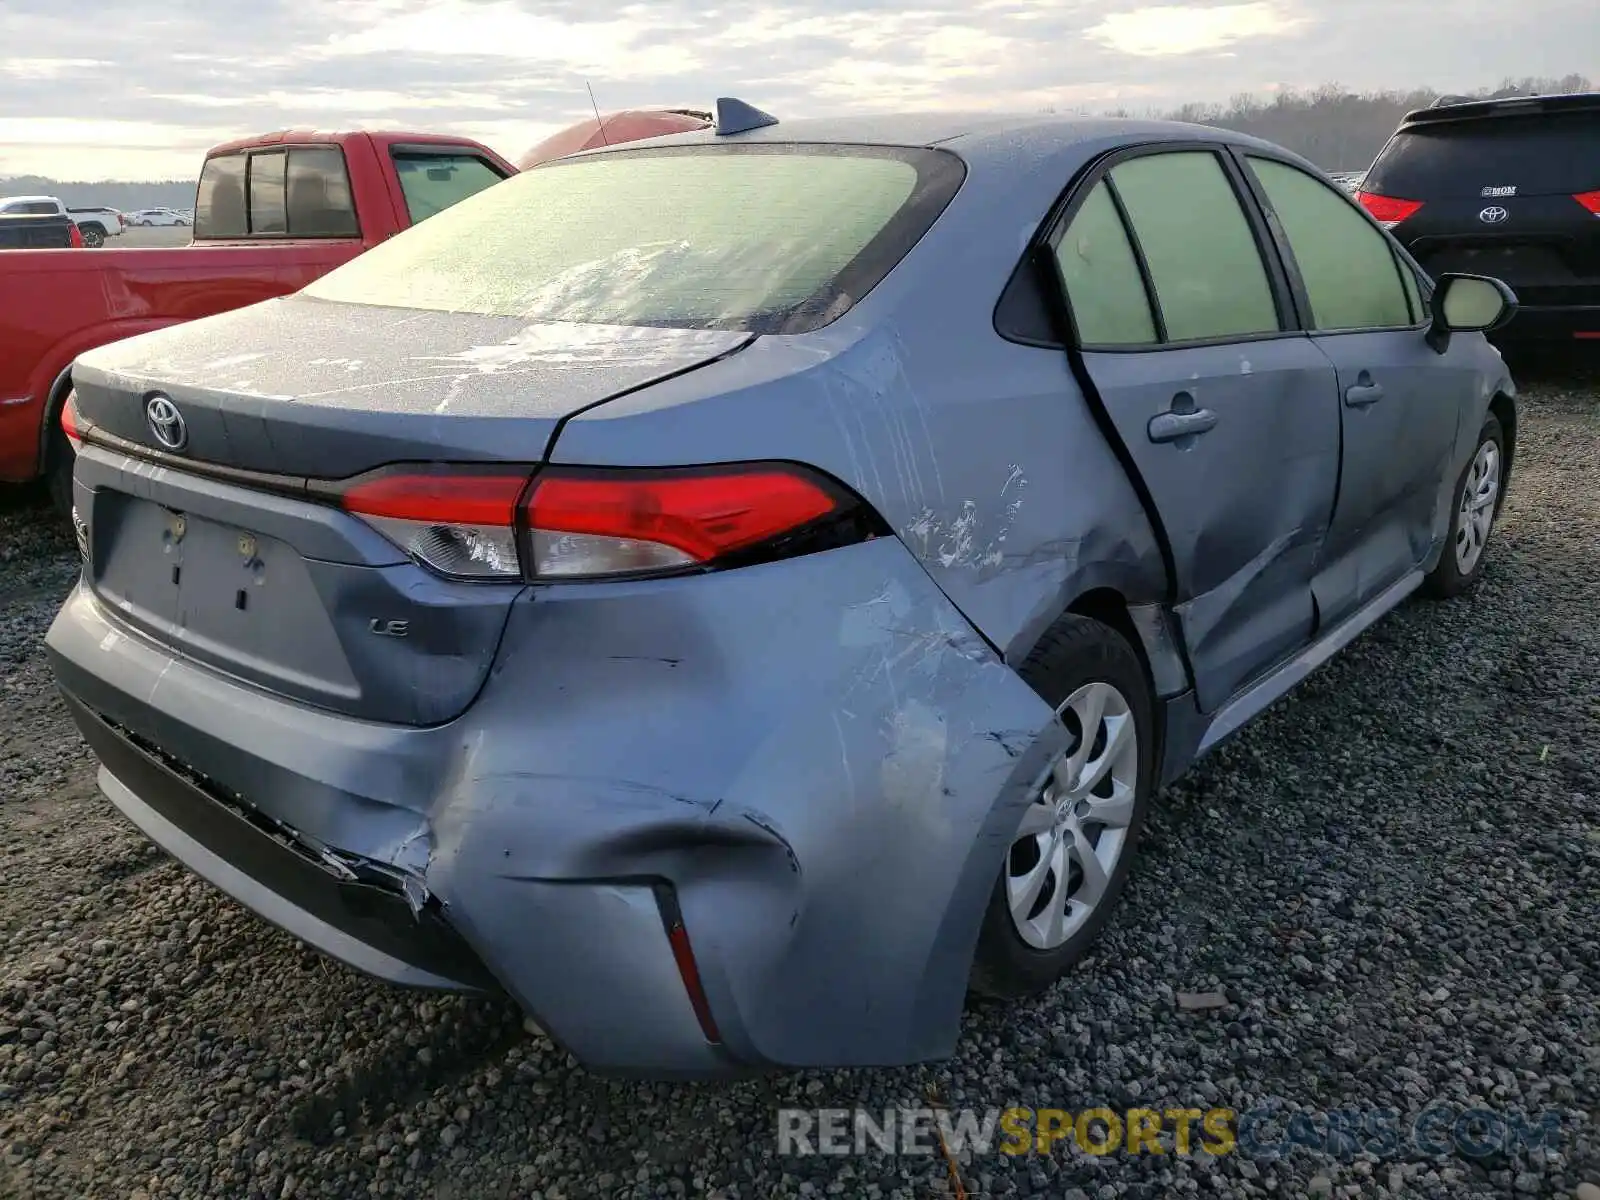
[302,143,968,336]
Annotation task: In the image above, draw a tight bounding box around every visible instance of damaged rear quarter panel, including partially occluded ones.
[422,537,1065,1068]
[546,138,1172,666]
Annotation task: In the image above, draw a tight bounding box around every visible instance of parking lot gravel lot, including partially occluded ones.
[0,359,1596,1200]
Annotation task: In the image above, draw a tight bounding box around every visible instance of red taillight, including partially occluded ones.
[1357,191,1424,228]
[339,466,529,579]
[336,462,859,582]
[61,390,82,450]
[524,464,840,578]
[68,223,84,248]
[1573,190,1600,216]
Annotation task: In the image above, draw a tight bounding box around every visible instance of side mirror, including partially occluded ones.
[1425,273,1518,354]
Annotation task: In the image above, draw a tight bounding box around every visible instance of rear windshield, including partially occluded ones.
[1366,110,1600,198]
[302,144,965,334]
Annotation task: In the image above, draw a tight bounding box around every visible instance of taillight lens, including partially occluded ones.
[337,461,867,582]
[1357,191,1424,228]
[61,389,82,450]
[1573,190,1600,216]
[524,465,840,579]
[340,466,528,579]
[68,223,84,248]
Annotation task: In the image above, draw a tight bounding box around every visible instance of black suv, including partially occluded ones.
[1358,92,1600,344]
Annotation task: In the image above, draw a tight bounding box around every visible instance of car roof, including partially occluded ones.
[1398,91,1600,128]
[558,111,1302,172]
[0,195,59,204]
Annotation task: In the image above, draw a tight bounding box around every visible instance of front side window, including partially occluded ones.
[393,153,507,224]
[1109,151,1281,342]
[1053,181,1156,346]
[303,144,964,334]
[1248,157,1413,331]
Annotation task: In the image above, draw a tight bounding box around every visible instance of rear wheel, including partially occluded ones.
[1422,413,1503,599]
[970,615,1155,999]
[79,224,105,248]
[45,421,74,517]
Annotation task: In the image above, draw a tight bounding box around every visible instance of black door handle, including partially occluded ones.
[1344,381,1385,408]
[1148,407,1218,443]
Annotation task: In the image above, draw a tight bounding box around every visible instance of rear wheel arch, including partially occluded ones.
[39,365,76,472]
[41,367,77,514]
[1064,588,1148,680]
[1013,588,1179,779]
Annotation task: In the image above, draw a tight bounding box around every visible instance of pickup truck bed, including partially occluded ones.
[0,213,79,250]
[0,129,516,507]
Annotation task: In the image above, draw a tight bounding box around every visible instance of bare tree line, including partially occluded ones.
[1139,74,1594,171]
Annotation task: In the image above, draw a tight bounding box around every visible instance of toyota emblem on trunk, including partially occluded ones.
[1479,206,1510,224]
[145,394,187,451]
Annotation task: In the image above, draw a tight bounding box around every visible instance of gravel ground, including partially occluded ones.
[1,360,1596,1200]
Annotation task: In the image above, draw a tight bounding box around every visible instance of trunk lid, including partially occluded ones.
[71,294,751,477]
[70,296,750,726]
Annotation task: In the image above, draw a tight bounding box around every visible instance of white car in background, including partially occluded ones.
[125,207,192,227]
[1328,170,1367,195]
[0,196,124,245]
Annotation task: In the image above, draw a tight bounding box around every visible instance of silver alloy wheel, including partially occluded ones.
[1454,438,1500,575]
[1006,680,1138,951]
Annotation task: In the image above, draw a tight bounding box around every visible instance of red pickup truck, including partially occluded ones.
[0,129,517,510]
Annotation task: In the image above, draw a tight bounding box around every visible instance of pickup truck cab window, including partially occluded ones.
[195,153,248,237]
[392,152,507,224]
[0,199,61,215]
[248,151,288,235]
[197,146,358,239]
[287,148,359,237]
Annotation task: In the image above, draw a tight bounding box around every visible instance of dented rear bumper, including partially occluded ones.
[47,536,1062,1077]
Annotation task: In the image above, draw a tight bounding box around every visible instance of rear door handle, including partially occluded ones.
[1344,382,1385,408]
[1148,407,1218,443]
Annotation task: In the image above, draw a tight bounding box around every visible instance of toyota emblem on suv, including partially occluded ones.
[1479,206,1510,225]
[145,394,188,451]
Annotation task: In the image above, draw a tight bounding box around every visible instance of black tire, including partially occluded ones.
[969,615,1156,999]
[45,421,74,517]
[79,224,105,248]
[1421,413,1504,600]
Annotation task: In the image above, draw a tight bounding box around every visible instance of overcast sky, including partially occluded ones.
[1,0,1595,180]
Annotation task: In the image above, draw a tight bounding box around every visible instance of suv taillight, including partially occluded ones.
[67,223,84,248]
[1573,190,1600,216]
[1357,191,1424,228]
[61,390,82,450]
[337,462,878,582]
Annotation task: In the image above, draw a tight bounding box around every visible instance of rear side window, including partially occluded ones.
[7,201,59,215]
[248,151,288,234]
[1108,151,1281,342]
[393,152,507,224]
[1053,182,1156,345]
[195,153,248,238]
[304,145,964,334]
[1248,157,1415,331]
[1366,111,1600,199]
